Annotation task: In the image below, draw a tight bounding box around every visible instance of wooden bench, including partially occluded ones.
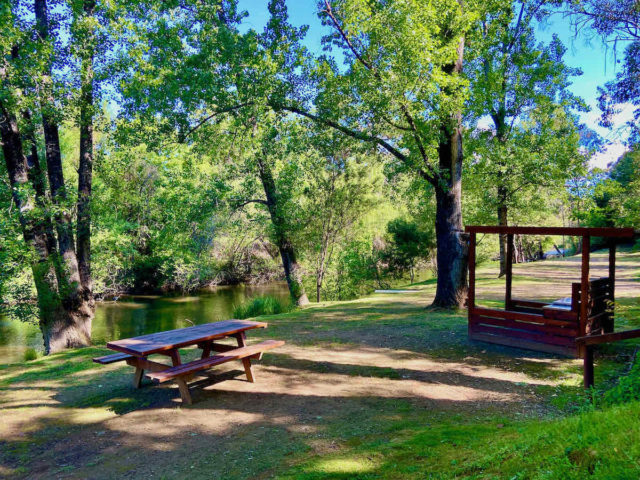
[146,339,285,404]
[93,352,133,364]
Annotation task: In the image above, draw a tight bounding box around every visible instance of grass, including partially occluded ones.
[280,401,640,479]
[0,248,638,479]
[232,294,295,319]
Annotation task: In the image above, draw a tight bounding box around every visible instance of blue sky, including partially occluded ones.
[237,0,633,167]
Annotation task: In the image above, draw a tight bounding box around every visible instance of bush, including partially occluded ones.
[23,348,38,361]
[232,295,294,319]
[603,352,640,406]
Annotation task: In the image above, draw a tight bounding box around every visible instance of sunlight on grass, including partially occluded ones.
[314,457,378,474]
[0,249,637,479]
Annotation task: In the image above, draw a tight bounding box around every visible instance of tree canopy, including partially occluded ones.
[1,0,638,353]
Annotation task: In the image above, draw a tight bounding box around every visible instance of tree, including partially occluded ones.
[572,150,640,229]
[117,0,313,304]
[252,124,311,306]
[466,1,588,276]
[301,134,382,302]
[270,0,510,308]
[567,0,640,145]
[383,219,433,284]
[0,0,103,353]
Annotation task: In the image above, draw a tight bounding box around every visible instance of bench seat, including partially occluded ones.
[93,352,134,364]
[146,339,285,384]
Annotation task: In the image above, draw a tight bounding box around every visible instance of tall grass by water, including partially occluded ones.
[232,295,295,319]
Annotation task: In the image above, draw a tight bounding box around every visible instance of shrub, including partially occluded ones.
[603,352,640,406]
[23,348,38,361]
[232,295,294,319]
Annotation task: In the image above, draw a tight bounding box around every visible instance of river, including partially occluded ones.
[0,282,290,365]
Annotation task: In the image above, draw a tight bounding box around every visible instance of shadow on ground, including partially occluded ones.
[1,250,638,479]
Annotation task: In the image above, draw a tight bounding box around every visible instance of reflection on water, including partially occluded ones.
[0,282,289,365]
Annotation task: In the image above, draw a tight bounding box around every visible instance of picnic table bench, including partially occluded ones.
[93,320,284,404]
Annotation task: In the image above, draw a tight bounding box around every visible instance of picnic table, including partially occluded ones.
[93,319,284,404]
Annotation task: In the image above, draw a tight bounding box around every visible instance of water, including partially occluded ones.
[0,283,290,365]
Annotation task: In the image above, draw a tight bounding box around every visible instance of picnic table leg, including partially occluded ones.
[164,348,193,404]
[133,363,144,388]
[169,349,182,366]
[175,378,192,405]
[234,332,255,383]
[200,341,212,359]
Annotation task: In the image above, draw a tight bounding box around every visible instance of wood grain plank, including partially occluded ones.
[469,331,575,356]
[465,226,634,238]
[470,324,575,347]
[575,328,640,346]
[147,340,285,383]
[472,307,576,327]
[93,352,133,364]
[470,314,577,337]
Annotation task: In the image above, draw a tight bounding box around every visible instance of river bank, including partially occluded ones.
[0,282,290,365]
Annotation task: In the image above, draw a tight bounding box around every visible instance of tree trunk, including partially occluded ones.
[1,105,91,354]
[431,37,468,309]
[433,184,468,308]
[35,0,82,293]
[497,186,508,277]
[278,240,309,306]
[35,0,93,350]
[77,0,96,310]
[256,156,310,306]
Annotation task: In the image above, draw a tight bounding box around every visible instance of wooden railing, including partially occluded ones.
[576,329,640,388]
[469,306,579,356]
[572,277,614,335]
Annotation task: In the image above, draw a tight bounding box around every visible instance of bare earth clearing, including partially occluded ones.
[1,250,638,479]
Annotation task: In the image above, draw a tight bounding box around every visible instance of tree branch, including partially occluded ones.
[275,103,405,158]
[321,0,379,78]
[179,102,251,141]
[233,198,269,210]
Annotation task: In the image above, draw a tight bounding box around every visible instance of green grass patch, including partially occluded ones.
[277,402,640,479]
[232,294,296,319]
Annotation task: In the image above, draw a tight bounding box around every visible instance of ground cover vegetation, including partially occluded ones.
[0,250,639,478]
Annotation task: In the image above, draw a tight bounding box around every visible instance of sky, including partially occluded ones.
[237,0,634,169]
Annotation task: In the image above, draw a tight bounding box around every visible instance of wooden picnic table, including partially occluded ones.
[94,319,284,404]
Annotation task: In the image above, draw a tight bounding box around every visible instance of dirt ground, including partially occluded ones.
[1,250,638,479]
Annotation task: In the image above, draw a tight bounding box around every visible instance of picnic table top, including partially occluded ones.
[106,319,267,357]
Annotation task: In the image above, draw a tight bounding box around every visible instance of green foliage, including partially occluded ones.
[465,2,589,230]
[1,0,636,330]
[603,355,640,406]
[89,138,232,294]
[571,151,640,230]
[381,219,433,280]
[568,1,640,144]
[0,165,39,324]
[321,240,381,300]
[232,295,294,319]
[23,348,38,362]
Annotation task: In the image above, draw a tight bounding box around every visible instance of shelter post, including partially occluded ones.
[579,235,591,355]
[505,233,514,310]
[608,240,616,331]
[584,344,594,388]
[468,232,476,315]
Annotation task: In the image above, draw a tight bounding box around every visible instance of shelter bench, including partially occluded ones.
[93,352,133,364]
[93,320,284,405]
[466,225,635,357]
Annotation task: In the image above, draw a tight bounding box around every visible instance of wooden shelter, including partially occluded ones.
[466,226,635,358]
